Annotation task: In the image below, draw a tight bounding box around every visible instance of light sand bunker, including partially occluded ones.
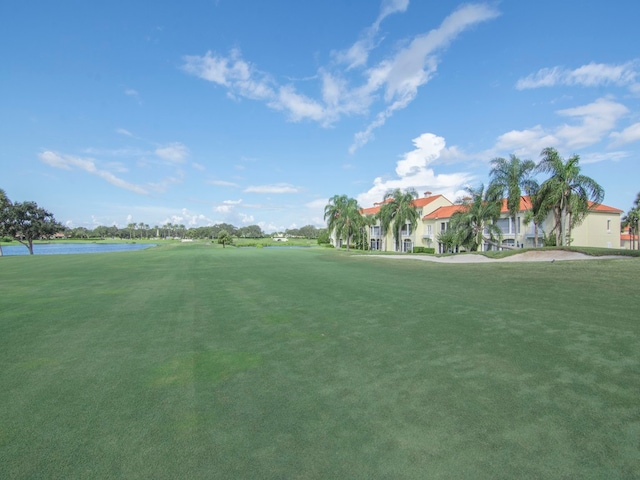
[368,250,629,264]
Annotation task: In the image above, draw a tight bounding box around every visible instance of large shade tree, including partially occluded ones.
[2,200,62,255]
[449,185,503,251]
[489,154,537,248]
[378,188,419,252]
[323,194,361,251]
[536,148,604,247]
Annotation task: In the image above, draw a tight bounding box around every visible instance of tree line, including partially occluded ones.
[1,189,328,255]
[325,147,615,252]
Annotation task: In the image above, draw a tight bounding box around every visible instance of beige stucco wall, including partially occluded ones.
[570,212,620,248]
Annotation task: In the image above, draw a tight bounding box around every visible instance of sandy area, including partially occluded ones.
[366,250,629,264]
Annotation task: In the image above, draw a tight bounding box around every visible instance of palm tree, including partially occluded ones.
[489,154,537,248]
[522,182,553,248]
[449,185,503,251]
[356,214,377,250]
[378,188,419,252]
[622,192,640,250]
[536,148,604,247]
[323,194,361,251]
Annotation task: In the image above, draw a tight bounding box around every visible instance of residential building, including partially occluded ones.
[330,193,623,252]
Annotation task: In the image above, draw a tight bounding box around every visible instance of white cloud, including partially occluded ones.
[182,2,499,151]
[215,205,232,213]
[516,61,639,91]
[208,179,240,187]
[239,213,254,223]
[223,199,242,205]
[350,3,500,152]
[124,88,142,104]
[333,0,409,70]
[162,208,212,227]
[116,128,134,137]
[486,97,628,156]
[555,97,628,148]
[155,142,189,163]
[305,198,329,209]
[357,133,473,207]
[610,122,640,147]
[244,183,301,194]
[192,162,206,171]
[39,151,149,195]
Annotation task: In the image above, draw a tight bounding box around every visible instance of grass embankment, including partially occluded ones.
[1,244,639,478]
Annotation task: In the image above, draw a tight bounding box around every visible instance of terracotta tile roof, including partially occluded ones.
[500,196,533,213]
[621,233,639,241]
[360,206,380,215]
[499,196,622,214]
[412,194,444,208]
[361,194,447,215]
[423,204,465,220]
[588,202,623,213]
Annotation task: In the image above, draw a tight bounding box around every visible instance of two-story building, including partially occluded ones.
[338,192,623,253]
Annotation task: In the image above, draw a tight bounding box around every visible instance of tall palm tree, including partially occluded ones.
[536,147,604,247]
[378,188,419,252]
[489,154,537,248]
[449,185,503,251]
[622,192,640,250]
[356,214,377,250]
[522,182,553,248]
[323,194,361,251]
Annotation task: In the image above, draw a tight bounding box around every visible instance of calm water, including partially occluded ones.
[1,243,157,256]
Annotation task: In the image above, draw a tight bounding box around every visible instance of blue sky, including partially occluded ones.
[2,1,639,232]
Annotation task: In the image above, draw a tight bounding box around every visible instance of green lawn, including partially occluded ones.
[1,244,639,479]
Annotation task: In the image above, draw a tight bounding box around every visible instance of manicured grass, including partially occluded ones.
[1,244,639,478]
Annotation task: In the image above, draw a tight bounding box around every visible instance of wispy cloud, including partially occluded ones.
[610,122,640,147]
[155,142,189,163]
[332,0,409,70]
[116,128,134,137]
[39,151,149,195]
[124,88,142,104]
[182,2,499,151]
[516,61,639,91]
[244,183,301,194]
[350,3,500,152]
[488,97,628,156]
[208,179,240,187]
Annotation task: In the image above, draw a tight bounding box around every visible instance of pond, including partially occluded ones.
[0,243,157,256]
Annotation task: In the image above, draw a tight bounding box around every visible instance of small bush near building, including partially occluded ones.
[413,247,435,254]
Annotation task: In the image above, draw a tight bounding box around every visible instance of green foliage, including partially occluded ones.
[324,194,362,251]
[536,147,604,246]
[412,246,434,254]
[378,188,419,252]
[217,229,233,247]
[449,185,502,251]
[317,229,331,244]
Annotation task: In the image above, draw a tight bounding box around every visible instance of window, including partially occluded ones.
[370,225,380,236]
[440,222,446,232]
[496,218,510,233]
[401,224,412,236]
[607,219,611,233]
[427,225,432,235]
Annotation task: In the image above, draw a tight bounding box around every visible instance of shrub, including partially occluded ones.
[412,247,434,254]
